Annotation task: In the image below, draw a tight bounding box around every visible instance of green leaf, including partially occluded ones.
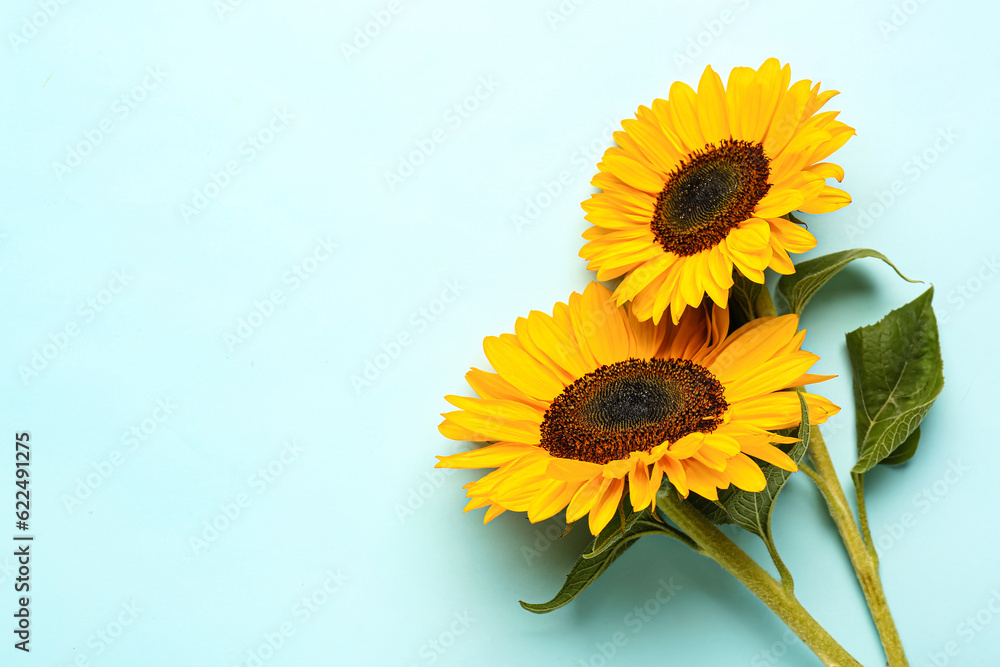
[849,287,944,474]
[687,494,731,525]
[521,509,691,613]
[582,507,693,559]
[582,506,643,559]
[520,532,641,613]
[775,248,918,315]
[880,427,920,466]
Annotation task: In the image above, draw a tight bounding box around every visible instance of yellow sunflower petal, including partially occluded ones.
[755,188,806,218]
[705,314,800,383]
[436,443,539,469]
[580,282,631,365]
[769,217,818,253]
[667,80,705,150]
[629,459,653,511]
[601,151,664,193]
[658,456,688,497]
[566,476,609,523]
[483,504,506,523]
[602,457,632,479]
[729,391,840,429]
[684,459,726,500]
[444,395,543,423]
[546,458,604,481]
[555,300,598,371]
[696,64,730,144]
[463,495,491,512]
[525,309,591,379]
[707,245,735,292]
[515,316,577,384]
[725,453,767,492]
[693,446,728,471]
[527,480,582,523]
[666,432,704,459]
[726,66,757,141]
[763,78,814,157]
[442,410,542,445]
[615,255,672,303]
[589,478,626,534]
[438,419,483,442]
[465,367,546,410]
[724,352,821,402]
[649,99,689,154]
[626,307,667,359]
[741,442,798,472]
[621,117,681,174]
[783,373,837,389]
[483,334,565,402]
[767,234,796,274]
[799,185,851,214]
[743,58,788,142]
[805,161,845,182]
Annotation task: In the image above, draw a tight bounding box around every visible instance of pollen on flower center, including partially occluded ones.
[651,139,771,257]
[539,358,728,465]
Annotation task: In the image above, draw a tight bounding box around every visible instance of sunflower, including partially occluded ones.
[580,58,855,325]
[436,282,838,535]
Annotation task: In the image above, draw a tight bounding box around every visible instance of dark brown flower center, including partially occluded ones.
[539,358,728,465]
[650,139,771,256]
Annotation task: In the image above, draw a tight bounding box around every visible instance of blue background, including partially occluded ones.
[2,0,998,665]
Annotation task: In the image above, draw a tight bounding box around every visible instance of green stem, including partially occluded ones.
[765,538,795,595]
[852,473,879,563]
[806,427,908,666]
[657,491,861,667]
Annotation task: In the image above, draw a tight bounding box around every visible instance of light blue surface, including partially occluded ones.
[2,0,999,665]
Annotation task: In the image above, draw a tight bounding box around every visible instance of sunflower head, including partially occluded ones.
[580,58,855,324]
[436,282,839,535]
